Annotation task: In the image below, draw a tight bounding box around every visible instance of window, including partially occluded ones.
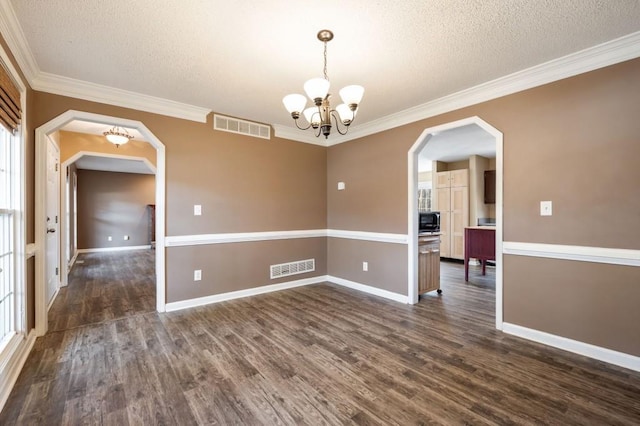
[0,56,25,366]
[0,125,20,352]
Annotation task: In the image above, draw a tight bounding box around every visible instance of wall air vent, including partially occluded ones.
[214,114,271,140]
[270,258,315,279]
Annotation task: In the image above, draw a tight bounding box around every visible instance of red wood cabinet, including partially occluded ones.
[464,227,495,281]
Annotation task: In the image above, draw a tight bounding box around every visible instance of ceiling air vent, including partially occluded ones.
[214,114,271,140]
[270,258,315,279]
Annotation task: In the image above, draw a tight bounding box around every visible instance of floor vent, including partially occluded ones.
[270,258,315,279]
[214,114,271,140]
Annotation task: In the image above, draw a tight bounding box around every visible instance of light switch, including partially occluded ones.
[194,270,202,281]
[194,204,202,216]
[540,201,552,216]
[337,182,346,190]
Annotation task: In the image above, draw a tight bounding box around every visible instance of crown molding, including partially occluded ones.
[272,124,329,146]
[0,1,211,123]
[0,0,38,82]
[2,0,639,135]
[32,72,211,123]
[319,30,640,146]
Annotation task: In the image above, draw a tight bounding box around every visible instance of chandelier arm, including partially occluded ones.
[293,119,312,131]
[330,111,350,136]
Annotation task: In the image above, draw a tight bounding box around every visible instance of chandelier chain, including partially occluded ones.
[323,41,329,81]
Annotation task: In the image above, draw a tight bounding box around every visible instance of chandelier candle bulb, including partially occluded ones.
[282,29,363,139]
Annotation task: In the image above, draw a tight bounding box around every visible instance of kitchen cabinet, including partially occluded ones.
[418,234,441,295]
[484,170,496,204]
[435,170,469,259]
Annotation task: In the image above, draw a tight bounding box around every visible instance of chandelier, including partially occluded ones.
[282,30,364,139]
[103,125,133,147]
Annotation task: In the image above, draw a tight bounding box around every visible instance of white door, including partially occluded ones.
[45,137,60,308]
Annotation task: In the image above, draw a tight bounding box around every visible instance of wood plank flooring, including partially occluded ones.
[2,254,639,424]
[47,250,156,332]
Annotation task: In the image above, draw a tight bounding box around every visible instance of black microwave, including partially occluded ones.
[419,211,440,232]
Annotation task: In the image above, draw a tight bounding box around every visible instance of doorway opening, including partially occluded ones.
[407,116,503,330]
[35,110,166,336]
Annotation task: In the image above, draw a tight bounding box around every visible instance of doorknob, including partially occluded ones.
[47,228,56,233]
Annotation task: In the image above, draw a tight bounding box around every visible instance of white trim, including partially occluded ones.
[36,111,167,337]
[33,72,210,123]
[0,330,36,413]
[327,275,409,304]
[327,229,408,244]
[0,5,210,123]
[165,229,409,247]
[2,0,638,144]
[279,32,640,146]
[406,117,504,330]
[272,124,329,146]
[0,1,38,83]
[68,250,78,270]
[328,31,640,145]
[76,245,152,254]
[60,151,155,286]
[165,229,326,247]
[503,323,640,373]
[47,287,59,311]
[503,242,640,267]
[165,275,327,312]
[25,243,36,259]
[63,151,157,174]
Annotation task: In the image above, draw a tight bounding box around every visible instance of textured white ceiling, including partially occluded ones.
[9,1,640,130]
[75,154,155,175]
[418,124,496,171]
[61,120,146,141]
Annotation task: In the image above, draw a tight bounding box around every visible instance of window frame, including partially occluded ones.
[0,51,27,368]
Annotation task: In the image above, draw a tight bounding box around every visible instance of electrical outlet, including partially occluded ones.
[107,236,112,241]
[540,201,553,216]
[337,182,346,190]
[124,235,130,240]
[194,269,202,281]
[362,261,368,272]
[194,204,202,216]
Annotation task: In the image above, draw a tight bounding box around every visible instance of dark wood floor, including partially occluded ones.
[2,254,639,424]
[47,250,156,332]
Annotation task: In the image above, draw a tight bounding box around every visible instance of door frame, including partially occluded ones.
[60,151,157,287]
[44,134,61,308]
[407,116,504,330]
[35,110,167,336]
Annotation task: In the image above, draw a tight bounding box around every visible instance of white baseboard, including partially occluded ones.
[77,245,151,254]
[68,250,78,269]
[327,275,409,304]
[503,322,640,372]
[165,275,328,312]
[47,287,59,311]
[0,330,36,412]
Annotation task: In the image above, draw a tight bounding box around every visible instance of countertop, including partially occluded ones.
[465,226,496,230]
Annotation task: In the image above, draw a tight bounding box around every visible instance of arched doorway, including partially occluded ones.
[34,110,166,336]
[407,116,504,329]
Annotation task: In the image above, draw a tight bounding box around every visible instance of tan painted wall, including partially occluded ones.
[27,91,327,311]
[60,130,157,166]
[326,58,640,355]
[469,155,491,226]
[166,238,327,303]
[4,20,639,359]
[504,255,640,356]
[66,163,77,263]
[328,238,407,295]
[77,170,155,249]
